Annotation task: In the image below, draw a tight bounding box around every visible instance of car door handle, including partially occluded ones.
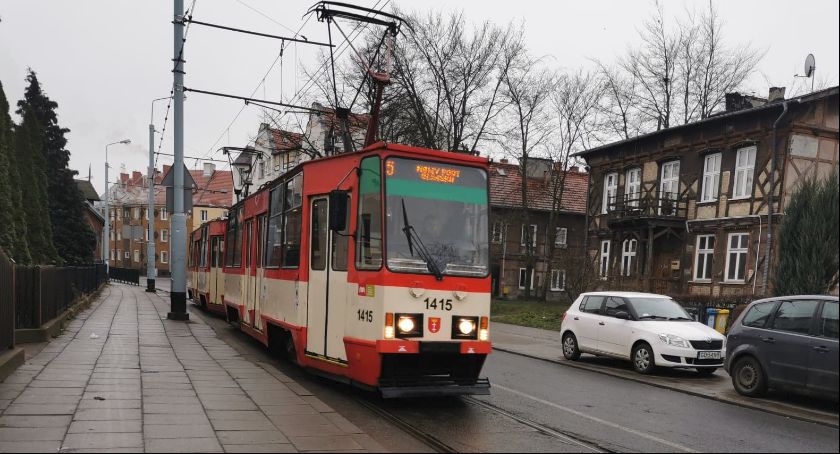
[813,346,830,353]
[761,337,776,343]
[598,321,605,326]
[573,317,580,321]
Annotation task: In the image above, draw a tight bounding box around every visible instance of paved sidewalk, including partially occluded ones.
[491,322,839,428]
[0,284,382,453]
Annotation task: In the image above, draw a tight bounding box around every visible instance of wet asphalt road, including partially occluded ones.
[193,305,839,453]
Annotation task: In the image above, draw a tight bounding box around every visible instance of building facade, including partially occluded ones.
[578,87,839,298]
[75,179,105,261]
[488,159,588,301]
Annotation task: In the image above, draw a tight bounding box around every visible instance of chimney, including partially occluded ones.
[120,173,129,184]
[768,87,786,103]
[132,171,142,184]
[203,162,216,177]
[500,158,509,164]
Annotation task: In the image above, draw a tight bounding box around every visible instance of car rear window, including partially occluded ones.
[742,301,776,329]
[820,301,839,339]
[771,300,820,335]
[581,296,605,314]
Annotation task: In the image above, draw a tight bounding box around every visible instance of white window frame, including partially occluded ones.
[160,251,168,264]
[602,172,618,214]
[733,146,756,200]
[201,209,208,222]
[160,208,168,221]
[701,153,721,202]
[550,269,566,291]
[124,250,129,259]
[554,227,568,248]
[491,222,505,243]
[600,240,611,278]
[521,224,537,248]
[621,238,637,277]
[725,233,749,283]
[117,249,122,259]
[161,229,169,243]
[660,161,680,200]
[518,268,535,290]
[134,250,140,262]
[625,168,641,208]
[694,234,716,282]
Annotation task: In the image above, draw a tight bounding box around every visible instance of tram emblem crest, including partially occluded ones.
[428,317,441,333]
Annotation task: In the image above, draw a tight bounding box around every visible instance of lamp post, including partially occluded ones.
[147,96,170,292]
[104,139,131,274]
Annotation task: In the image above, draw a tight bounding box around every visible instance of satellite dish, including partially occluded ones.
[804,54,816,78]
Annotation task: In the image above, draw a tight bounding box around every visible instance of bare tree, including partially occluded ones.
[500,54,556,299]
[539,71,603,300]
[594,61,643,141]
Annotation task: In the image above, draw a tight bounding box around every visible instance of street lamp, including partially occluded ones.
[147,96,170,292]
[104,139,131,274]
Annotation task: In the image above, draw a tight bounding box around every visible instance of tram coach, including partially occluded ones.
[189,142,492,397]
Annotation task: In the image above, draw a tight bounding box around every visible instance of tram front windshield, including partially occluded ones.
[384,157,489,278]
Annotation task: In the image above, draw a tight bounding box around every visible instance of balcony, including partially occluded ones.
[606,193,688,228]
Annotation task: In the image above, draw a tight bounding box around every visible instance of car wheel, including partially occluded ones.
[731,356,768,397]
[632,342,656,374]
[562,333,581,361]
[696,367,717,376]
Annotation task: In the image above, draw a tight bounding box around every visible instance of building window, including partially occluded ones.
[600,240,611,278]
[701,153,721,202]
[117,230,122,241]
[602,172,618,214]
[694,235,716,281]
[134,250,140,262]
[520,224,537,248]
[550,269,566,291]
[621,238,637,276]
[201,209,208,221]
[554,227,567,247]
[161,229,169,243]
[145,229,149,242]
[160,207,168,220]
[518,268,535,290]
[161,251,168,264]
[660,161,680,201]
[491,222,505,243]
[117,249,122,260]
[625,168,641,207]
[124,250,129,259]
[733,146,756,199]
[725,233,749,282]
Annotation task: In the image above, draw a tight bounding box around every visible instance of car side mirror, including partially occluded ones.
[329,190,348,231]
[615,311,630,320]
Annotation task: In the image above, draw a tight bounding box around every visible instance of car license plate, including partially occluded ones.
[698,351,721,360]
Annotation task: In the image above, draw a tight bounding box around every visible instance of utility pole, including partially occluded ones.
[169,0,189,320]
[148,96,169,293]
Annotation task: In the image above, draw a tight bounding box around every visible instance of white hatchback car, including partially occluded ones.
[560,292,726,375]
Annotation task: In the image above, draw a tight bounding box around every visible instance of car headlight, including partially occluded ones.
[451,316,479,340]
[458,319,476,336]
[394,313,423,338]
[398,316,415,333]
[658,333,690,348]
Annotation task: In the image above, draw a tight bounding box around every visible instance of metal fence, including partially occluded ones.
[5,259,108,331]
[0,250,14,350]
[109,267,140,285]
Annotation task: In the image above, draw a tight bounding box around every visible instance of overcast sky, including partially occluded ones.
[1,0,837,196]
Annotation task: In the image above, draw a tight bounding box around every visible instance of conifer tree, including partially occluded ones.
[16,70,95,264]
[774,169,840,295]
[14,108,59,264]
[0,80,30,263]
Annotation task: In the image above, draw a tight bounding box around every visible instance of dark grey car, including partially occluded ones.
[725,295,839,399]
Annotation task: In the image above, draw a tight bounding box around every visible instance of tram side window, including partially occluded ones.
[332,194,351,271]
[356,156,382,270]
[199,227,209,268]
[224,208,240,267]
[282,174,303,268]
[311,199,328,270]
[265,186,284,267]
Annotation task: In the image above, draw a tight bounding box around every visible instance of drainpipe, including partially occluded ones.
[583,165,592,254]
[764,100,795,295]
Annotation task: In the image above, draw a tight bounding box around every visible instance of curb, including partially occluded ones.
[0,347,25,383]
[492,346,839,429]
[15,285,104,344]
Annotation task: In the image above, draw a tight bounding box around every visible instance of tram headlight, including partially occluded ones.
[451,316,478,340]
[394,313,423,338]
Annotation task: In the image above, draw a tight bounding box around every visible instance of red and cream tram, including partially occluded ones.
[188,142,492,397]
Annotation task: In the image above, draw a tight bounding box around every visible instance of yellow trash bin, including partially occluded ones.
[715,309,730,333]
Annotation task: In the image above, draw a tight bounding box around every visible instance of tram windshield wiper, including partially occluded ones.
[401,198,444,281]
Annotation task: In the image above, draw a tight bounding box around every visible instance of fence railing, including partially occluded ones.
[607,193,689,220]
[109,267,140,285]
[1,250,15,351]
[1,255,108,331]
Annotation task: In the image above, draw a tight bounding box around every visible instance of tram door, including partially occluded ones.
[306,196,350,361]
[253,215,266,330]
[243,219,255,325]
[209,237,221,305]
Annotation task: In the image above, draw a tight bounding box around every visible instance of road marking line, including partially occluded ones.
[493,383,699,453]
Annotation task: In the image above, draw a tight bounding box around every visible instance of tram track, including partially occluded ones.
[357,394,610,453]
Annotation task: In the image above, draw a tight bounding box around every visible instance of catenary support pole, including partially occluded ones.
[147,122,156,292]
[169,0,189,320]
